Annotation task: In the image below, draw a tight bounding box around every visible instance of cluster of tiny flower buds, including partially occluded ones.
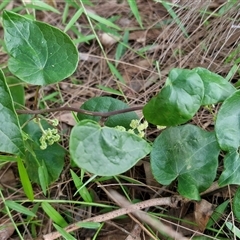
[40,128,60,150]
[38,119,60,150]
[116,119,148,138]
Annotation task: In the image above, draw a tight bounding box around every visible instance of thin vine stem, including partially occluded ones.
[16,105,144,117]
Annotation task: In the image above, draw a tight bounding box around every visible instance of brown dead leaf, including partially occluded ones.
[181,199,214,236]
[0,168,16,187]
[57,113,76,126]
[0,220,14,240]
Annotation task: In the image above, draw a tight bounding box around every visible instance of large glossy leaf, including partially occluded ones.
[77,97,139,129]
[193,67,236,105]
[70,120,151,176]
[3,11,78,86]
[215,90,240,151]
[19,115,66,184]
[0,69,24,155]
[143,68,204,126]
[218,150,240,186]
[151,124,220,200]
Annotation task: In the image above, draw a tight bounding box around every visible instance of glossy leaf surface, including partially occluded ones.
[143,68,204,126]
[193,67,236,105]
[215,90,240,151]
[0,69,24,155]
[218,150,240,186]
[151,124,220,200]
[70,120,151,176]
[3,11,78,85]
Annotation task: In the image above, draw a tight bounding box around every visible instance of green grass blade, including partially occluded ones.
[64,7,84,33]
[41,202,68,228]
[76,222,101,229]
[127,0,143,28]
[97,85,123,96]
[87,11,121,30]
[38,163,49,196]
[5,200,36,217]
[53,223,76,240]
[25,2,60,14]
[62,2,69,24]
[115,31,129,66]
[160,0,189,37]
[226,222,240,238]
[73,34,96,44]
[226,64,239,82]
[70,169,93,202]
[108,62,125,83]
[0,0,11,11]
[17,157,34,200]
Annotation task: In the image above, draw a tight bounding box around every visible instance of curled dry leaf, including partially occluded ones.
[99,33,120,47]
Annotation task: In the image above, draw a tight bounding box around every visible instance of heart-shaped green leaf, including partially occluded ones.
[218,150,240,186]
[151,124,220,200]
[0,69,24,155]
[77,97,139,129]
[3,11,78,86]
[193,67,236,105]
[143,68,204,126]
[215,90,240,151]
[70,120,151,176]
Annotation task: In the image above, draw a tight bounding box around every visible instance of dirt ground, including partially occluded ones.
[0,0,240,239]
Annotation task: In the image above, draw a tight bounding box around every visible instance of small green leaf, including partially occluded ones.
[42,202,68,228]
[17,157,34,200]
[70,170,92,202]
[5,200,36,217]
[218,150,240,186]
[143,68,204,126]
[53,224,76,240]
[215,90,240,151]
[151,124,220,200]
[70,120,151,176]
[0,69,24,155]
[193,67,236,105]
[233,187,240,221]
[77,96,139,129]
[3,11,78,86]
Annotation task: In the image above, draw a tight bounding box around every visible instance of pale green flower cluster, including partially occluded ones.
[38,118,60,150]
[116,119,148,138]
[40,128,60,150]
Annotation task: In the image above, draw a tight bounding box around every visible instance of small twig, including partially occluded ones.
[16,105,144,117]
[42,195,184,240]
